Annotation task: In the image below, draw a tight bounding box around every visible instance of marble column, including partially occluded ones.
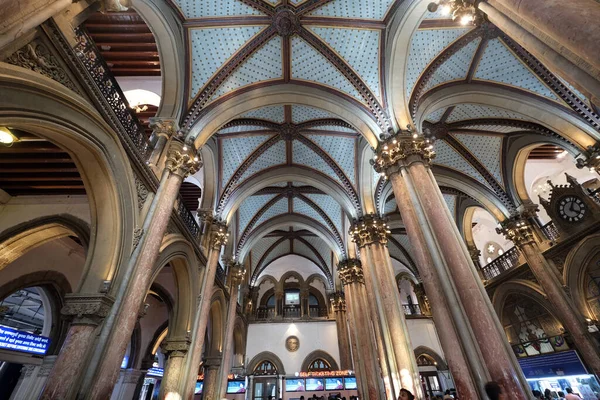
[159,338,191,399]
[351,216,422,398]
[76,140,200,400]
[10,356,56,400]
[147,118,176,169]
[274,289,284,318]
[218,262,246,398]
[183,221,229,399]
[40,294,114,400]
[110,369,144,400]
[499,213,600,376]
[373,131,528,398]
[338,259,386,400]
[202,356,222,400]
[331,292,352,370]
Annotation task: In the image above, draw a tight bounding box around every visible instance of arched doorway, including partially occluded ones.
[248,352,285,400]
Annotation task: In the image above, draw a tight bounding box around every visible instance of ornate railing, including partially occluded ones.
[176,200,201,240]
[73,27,152,160]
[541,221,560,242]
[481,246,521,280]
[403,304,422,316]
[216,264,226,284]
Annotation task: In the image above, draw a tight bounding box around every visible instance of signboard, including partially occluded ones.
[299,370,353,378]
[0,326,50,355]
[518,350,588,379]
[147,367,164,377]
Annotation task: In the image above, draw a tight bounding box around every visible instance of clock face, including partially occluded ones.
[557,196,586,222]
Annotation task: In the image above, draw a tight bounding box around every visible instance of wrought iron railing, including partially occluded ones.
[215,264,226,284]
[176,200,201,240]
[73,27,152,160]
[541,221,560,242]
[403,304,422,316]
[481,247,521,280]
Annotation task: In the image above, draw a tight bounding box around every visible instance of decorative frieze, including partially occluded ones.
[337,259,364,286]
[349,214,390,247]
[372,130,435,178]
[165,141,201,178]
[61,294,115,326]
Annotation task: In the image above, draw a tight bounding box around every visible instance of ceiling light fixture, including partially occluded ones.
[0,127,17,146]
[428,0,480,26]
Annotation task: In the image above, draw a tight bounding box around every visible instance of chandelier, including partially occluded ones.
[427,0,481,25]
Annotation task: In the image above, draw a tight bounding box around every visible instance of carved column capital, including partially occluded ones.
[497,213,537,247]
[209,220,229,250]
[165,141,201,178]
[576,143,600,174]
[60,294,115,326]
[161,338,191,359]
[467,244,482,265]
[372,130,435,178]
[227,261,246,285]
[330,291,346,312]
[203,355,222,370]
[349,215,390,247]
[149,118,178,140]
[198,208,214,223]
[337,259,364,286]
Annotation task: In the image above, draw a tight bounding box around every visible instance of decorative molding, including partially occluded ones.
[337,258,364,286]
[61,294,115,326]
[165,142,201,178]
[148,118,178,139]
[331,291,346,312]
[372,131,435,178]
[6,39,81,95]
[496,212,537,247]
[210,220,230,249]
[161,338,191,358]
[133,228,144,250]
[134,175,150,211]
[349,214,390,248]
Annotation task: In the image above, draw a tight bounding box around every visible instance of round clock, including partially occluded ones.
[557,195,586,222]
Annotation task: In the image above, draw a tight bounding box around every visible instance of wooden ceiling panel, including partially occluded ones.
[528,144,565,160]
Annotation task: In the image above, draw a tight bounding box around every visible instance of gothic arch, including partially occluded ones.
[278,271,305,291]
[492,280,551,318]
[247,351,286,375]
[300,350,339,372]
[414,346,448,370]
[306,274,331,291]
[563,233,600,318]
[206,289,227,357]
[0,63,138,295]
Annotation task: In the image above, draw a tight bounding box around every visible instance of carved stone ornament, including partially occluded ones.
[331,292,346,312]
[210,221,230,249]
[101,0,131,12]
[228,261,247,284]
[372,130,436,178]
[285,335,300,352]
[6,40,80,94]
[273,8,300,37]
[133,228,144,249]
[161,338,191,358]
[337,259,364,286]
[134,175,149,211]
[149,118,178,139]
[61,294,115,326]
[349,214,390,247]
[165,142,202,178]
[497,214,536,247]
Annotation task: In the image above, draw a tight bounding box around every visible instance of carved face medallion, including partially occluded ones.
[286,335,300,352]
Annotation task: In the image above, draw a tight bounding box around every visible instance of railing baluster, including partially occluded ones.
[481,247,521,280]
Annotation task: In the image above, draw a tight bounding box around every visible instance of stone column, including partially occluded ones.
[183,221,229,399]
[373,131,529,398]
[338,259,386,400]
[110,369,144,400]
[351,215,422,398]
[300,288,309,318]
[467,244,487,281]
[274,289,284,318]
[40,294,113,400]
[331,292,352,370]
[202,356,222,400]
[159,338,191,399]
[147,118,176,169]
[71,140,200,400]
[499,213,600,376]
[218,262,246,398]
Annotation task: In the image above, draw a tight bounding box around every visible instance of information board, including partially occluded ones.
[518,350,588,378]
[0,326,50,355]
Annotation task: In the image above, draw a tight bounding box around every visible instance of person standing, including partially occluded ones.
[565,388,582,400]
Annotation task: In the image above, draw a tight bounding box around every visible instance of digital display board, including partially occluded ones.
[226,381,246,394]
[325,378,344,390]
[0,326,50,355]
[518,350,588,379]
[306,378,324,391]
[147,367,164,377]
[344,377,357,390]
[285,292,300,305]
[285,379,305,392]
[194,382,203,394]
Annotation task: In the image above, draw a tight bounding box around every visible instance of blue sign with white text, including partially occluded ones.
[0,326,51,355]
[518,350,588,379]
[147,367,164,377]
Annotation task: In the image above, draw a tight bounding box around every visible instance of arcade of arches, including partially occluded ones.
[0,0,600,399]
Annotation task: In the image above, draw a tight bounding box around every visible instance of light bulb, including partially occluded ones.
[460,14,474,25]
[440,4,451,15]
[182,145,188,151]
[0,127,15,144]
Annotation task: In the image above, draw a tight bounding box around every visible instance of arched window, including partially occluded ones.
[307,358,331,372]
[0,287,46,335]
[416,355,436,367]
[254,360,277,375]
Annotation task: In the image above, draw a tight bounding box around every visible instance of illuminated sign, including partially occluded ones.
[147,367,164,377]
[0,326,50,355]
[299,370,353,378]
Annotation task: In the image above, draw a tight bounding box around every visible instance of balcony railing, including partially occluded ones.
[541,221,560,242]
[481,246,521,280]
[403,304,422,316]
[254,306,328,321]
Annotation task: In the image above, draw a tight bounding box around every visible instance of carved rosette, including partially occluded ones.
[210,221,230,250]
[149,118,178,139]
[337,259,365,286]
[161,338,191,359]
[497,216,536,247]
[273,8,300,37]
[372,131,435,178]
[165,141,201,178]
[61,294,115,326]
[330,292,346,312]
[349,215,390,248]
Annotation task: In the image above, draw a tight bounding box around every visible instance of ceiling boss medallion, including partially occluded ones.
[273,7,300,37]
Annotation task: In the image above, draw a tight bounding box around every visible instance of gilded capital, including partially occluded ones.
[349,214,390,247]
[210,220,229,249]
[372,130,435,178]
[165,141,202,178]
[575,143,600,174]
[149,117,178,139]
[496,214,536,247]
[331,291,346,312]
[228,261,246,284]
[337,258,364,286]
